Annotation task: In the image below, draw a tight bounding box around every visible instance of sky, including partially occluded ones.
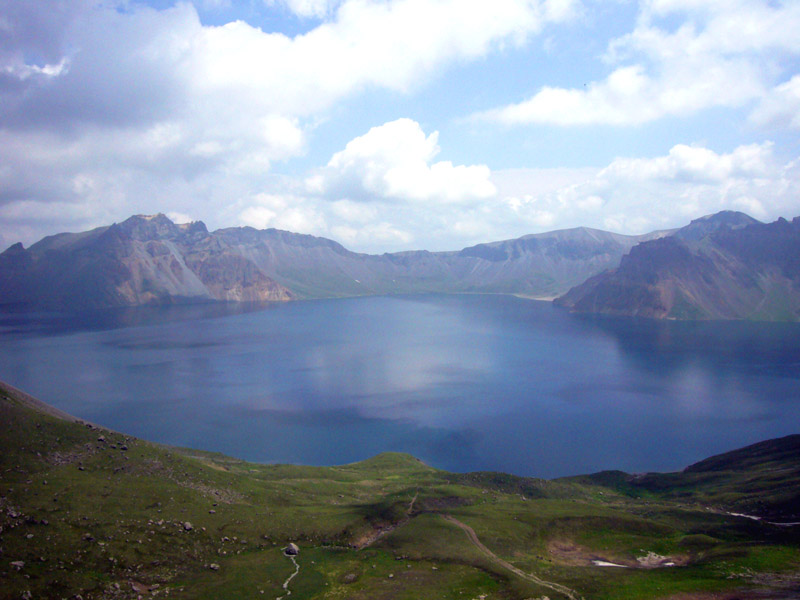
[1,0,799,254]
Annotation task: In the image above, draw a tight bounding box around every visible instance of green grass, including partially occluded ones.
[1,383,799,600]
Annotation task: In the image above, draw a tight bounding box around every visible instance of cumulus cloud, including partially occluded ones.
[313,118,495,203]
[193,0,577,117]
[491,142,797,236]
[267,0,340,18]
[226,140,800,255]
[0,0,578,247]
[478,0,800,126]
[750,75,800,129]
[1,0,798,257]
[238,193,327,233]
[599,143,773,183]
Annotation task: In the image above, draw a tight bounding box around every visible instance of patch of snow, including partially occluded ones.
[592,560,628,568]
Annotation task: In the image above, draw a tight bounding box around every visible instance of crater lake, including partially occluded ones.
[2,294,799,478]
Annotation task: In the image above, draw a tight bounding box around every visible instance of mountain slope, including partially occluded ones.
[556,212,800,321]
[0,215,667,309]
[0,214,293,310]
[572,434,800,521]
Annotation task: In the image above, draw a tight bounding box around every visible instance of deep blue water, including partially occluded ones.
[1,294,799,478]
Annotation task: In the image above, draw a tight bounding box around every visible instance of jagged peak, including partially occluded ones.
[117,213,209,242]
[1,241,26,255]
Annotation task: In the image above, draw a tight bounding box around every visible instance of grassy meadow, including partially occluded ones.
[1,381,798,599]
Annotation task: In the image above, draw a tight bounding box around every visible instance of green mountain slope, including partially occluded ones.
[1,381,798,600]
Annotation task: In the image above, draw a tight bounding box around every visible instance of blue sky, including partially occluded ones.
[1,0,799,253]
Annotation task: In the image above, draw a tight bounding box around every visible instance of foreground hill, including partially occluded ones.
[0,215,664,310]
[556,212,800,321]
[1,380,798,600]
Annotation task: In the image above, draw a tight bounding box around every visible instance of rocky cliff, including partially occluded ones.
[1,214,666,310]
[556,212,800,321]
[0,214,293,310]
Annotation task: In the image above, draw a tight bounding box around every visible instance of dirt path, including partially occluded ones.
[276,554,299,600]
[442,515,583,600]
[408,490,418,514]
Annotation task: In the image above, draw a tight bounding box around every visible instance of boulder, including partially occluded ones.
[284,542,299,556]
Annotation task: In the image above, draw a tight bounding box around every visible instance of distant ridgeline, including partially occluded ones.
[2,210,800,320]
[0,213,664,310]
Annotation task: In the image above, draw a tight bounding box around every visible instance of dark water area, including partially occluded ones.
[1,294,799,478]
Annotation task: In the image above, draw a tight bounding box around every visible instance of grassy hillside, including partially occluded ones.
[1,381,798,600]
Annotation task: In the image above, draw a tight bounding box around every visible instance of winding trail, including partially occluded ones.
[276,554,299,600]
[442,515,583,600]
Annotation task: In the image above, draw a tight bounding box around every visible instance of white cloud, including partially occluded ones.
[479,0,800,126]
[239,193,326,234]
[473,141,800,244]
[192,0,578,117]
[331,222,413,248]
[166,211,194,224]
[267,0,340,18]
[750,75,800,129]
[0,0,579,248]
[315,118,496,203]
[599,143,773,183]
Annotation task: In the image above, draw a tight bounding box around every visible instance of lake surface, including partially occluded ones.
[1,294,799,478]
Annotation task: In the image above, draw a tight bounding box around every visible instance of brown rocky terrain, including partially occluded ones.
[556,212,800,321]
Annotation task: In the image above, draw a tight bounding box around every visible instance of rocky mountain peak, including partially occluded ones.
[118,214,183,242]
[675,210,761,242]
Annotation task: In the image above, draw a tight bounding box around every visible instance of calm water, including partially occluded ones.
[1,294,799,478]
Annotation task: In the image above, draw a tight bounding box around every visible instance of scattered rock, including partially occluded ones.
[209,563,220,571]
[183,522,193,531]
[11,561,25,570]
[82,533,95,542]
[130,581,150,594]
[97,436,105,443]
[284,542,299,556]
[342,573,358,584]
[636,551,677,568]
[22,591,32,600]
[208,510,216,514]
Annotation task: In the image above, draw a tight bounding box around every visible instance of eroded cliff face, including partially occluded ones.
[556,213,800,321]
[0,214,293,310]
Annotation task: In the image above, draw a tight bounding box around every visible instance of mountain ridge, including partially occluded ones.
[0,214,666,310]
[556,211,800,321]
